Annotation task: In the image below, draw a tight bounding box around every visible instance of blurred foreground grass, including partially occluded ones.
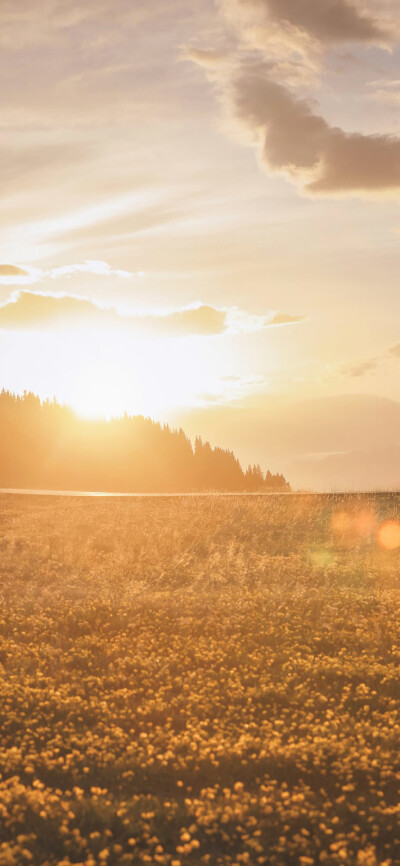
[0,493,399,866]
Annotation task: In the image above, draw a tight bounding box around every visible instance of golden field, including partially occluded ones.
[0,493,399,866]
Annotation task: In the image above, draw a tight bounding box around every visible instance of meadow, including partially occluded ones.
[0,492,399,866]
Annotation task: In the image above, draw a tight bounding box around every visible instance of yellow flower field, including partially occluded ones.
[0,493,399,866]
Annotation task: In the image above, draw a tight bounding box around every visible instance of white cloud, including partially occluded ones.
[226,307,306,333]
[0,289,305,338]
[49,261,133,278]
[0,260,136,286]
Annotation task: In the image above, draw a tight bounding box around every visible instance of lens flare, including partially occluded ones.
[331,508,376,547]
[309,547,334,569]
[377,520,400,551]
[353,509,377,538]
[331,510,352,535]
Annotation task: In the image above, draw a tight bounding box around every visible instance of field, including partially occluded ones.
[0,493,400,866]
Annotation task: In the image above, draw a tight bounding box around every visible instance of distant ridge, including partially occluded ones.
[0,390,290,493]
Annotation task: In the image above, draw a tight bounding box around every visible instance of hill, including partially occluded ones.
[0,390,289,493]
[179,393,400,491]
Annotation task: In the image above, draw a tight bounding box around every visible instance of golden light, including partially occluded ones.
[331,508,376,546]
[331,510,352,535]
[65,330,233,420]
[70,362,132,420]
[376,521,400,551]
[353,508,377,539]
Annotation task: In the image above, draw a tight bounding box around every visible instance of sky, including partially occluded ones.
[1,0,400,490]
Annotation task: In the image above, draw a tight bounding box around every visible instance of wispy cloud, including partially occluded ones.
[339,341,400,377]
[0,260,136,286]
[181,47,231,70]
[340,357,380,377]
[0,290,305,338]
[368,79,400,106]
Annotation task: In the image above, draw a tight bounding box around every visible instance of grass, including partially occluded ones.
[0,492,399,866]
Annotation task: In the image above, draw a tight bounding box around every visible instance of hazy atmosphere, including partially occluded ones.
[2,6,400,864]
[1,0,400,489]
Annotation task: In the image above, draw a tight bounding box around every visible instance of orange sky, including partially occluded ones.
[0,0,399,489]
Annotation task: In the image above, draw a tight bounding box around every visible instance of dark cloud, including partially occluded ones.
[228,0,387,45]
[231,67,400,195]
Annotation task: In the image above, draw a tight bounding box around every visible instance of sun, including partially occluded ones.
[46,326,265,421]
[70,365,130,420]
[65,332,221,420]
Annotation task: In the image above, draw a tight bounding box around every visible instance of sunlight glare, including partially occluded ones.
[377,520,400,551]
[67,331,229,419]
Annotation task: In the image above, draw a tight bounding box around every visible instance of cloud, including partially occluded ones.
[368,79,400,106]
[181,47,230,69]
[269,312,306,325]
[227,306,306,332]
[338,341,400,377]
[0,265,27,277]
[0,266,45,287]
[0,291,225,336]
[187,42,320,89]
[0,260,135,286]
[215,0,393,74]
[229,66,400,196]
[49,261,133,279]
[222,0,388,47]
[194,373,269,406]
[340,357,379,377]
[0,1,188,49]
[165,305,227,336]
[191,2,400,203]
[0,290,305,338]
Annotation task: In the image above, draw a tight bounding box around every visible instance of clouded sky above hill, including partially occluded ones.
[0,0,399,487]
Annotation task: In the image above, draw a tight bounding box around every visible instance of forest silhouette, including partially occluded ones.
[0,390,290,493]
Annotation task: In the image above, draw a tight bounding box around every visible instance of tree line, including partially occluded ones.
[0,390,290,493]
